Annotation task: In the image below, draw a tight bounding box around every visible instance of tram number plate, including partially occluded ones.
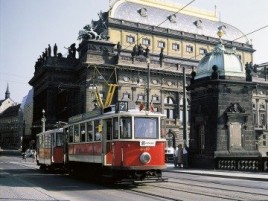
[140,140,156,147]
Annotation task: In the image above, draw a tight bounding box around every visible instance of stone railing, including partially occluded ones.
[216,157,268,172]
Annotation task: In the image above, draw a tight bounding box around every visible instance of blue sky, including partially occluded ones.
[0,0,267,103]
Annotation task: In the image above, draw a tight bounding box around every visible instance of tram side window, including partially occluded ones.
[80,123,86,142]
[86,121,93,141]
[94,120,101,141]
[69,126,74,143]
[56,132,63,146]
[38,135,43,148]
[135,117,157,139]
[36,135,43,149]
[106,119,112,140]
[120,117,132,139]
[44,134,51,148]
[113,118,119,139]
[74,124,79,142]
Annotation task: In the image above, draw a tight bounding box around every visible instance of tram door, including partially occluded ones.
[102,119,113,165]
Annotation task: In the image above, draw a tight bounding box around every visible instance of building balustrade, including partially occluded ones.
[216,157,268,172]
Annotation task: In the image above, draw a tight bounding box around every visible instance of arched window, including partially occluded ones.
[164,97,174,104]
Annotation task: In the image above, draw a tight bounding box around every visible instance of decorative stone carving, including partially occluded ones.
[168,14,176,23]
[137,8,147,17]
[211,65,219,80]
[78,11,109,41]
[226,103,245,113]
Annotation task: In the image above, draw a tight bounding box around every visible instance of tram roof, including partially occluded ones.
[36,127,63,136]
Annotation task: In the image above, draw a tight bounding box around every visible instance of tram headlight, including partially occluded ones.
[140,152,151,164]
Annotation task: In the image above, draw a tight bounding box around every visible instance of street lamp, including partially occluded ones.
[41,109,46,132]
[146,57,150,111]
[182,66,188,146]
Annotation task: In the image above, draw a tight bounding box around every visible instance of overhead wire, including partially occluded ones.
[231,24,268,43]
[160,23,268,72]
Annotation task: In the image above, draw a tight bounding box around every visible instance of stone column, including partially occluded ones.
[256,99,259,127]
[131,87,136,102]
[265,100,268,130]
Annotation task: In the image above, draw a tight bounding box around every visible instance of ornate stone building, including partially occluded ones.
[29,0,264,159]
[251,62,268,157]
[188,40,261,169]
[0,85,21,149]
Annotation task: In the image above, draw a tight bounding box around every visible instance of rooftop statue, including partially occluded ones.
[48,44,51,57]
[78,11,109,41]
[159,47,164,67]
[53,43,58,57]
[78,25,100,40]
[65,43,77,59]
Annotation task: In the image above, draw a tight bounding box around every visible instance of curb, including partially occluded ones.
[164,167,268,182]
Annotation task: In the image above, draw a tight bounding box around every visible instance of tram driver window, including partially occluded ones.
[120,117,132,139]
[68,126,73,143]
[113,118,119,139]
[135,117,157,139]
[106,119,112,140]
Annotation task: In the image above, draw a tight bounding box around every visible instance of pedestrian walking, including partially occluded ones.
[173,146,178,167]
[183,144,189,168]
[177,144,183,168]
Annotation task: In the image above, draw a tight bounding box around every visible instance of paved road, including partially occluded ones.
[1,149,268,201]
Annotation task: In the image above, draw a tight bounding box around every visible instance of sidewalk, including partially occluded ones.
[165,163,268,181]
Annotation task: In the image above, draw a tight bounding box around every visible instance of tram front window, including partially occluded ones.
[56,133,63,146]
[120,117,132,139]
[135,117,158,139]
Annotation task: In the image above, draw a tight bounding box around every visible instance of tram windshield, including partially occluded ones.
[134,117,158,139]
[120,117,132,139]
[56,132,63,146]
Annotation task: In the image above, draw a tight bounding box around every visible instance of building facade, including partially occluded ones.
[0,85,21,149]
[28,0,268,162]
[188,41,261,169]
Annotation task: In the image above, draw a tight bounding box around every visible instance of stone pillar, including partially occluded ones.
[131,87,136,102]
[265,100,268,130]
[256,99,259,127]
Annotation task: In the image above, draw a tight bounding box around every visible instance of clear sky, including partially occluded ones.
[0,0,267,103]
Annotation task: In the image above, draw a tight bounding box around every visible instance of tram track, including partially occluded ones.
[115,175,268,201]
[166,175,268,195]
[163,177,267,196]
[127,183,244,201]
[148,182,264,201]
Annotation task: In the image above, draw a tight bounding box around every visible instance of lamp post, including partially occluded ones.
[146,57,150,110]
[41,109,46,132]
[182,67,188,146]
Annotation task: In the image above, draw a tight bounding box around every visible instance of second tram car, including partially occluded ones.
[36,128,64,170]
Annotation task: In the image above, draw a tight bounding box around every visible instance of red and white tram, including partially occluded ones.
[65,101,167,181]
[36,128,64,170]
[36,101,167,182]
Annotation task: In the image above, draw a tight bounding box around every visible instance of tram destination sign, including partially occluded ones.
[140,140,156,147]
